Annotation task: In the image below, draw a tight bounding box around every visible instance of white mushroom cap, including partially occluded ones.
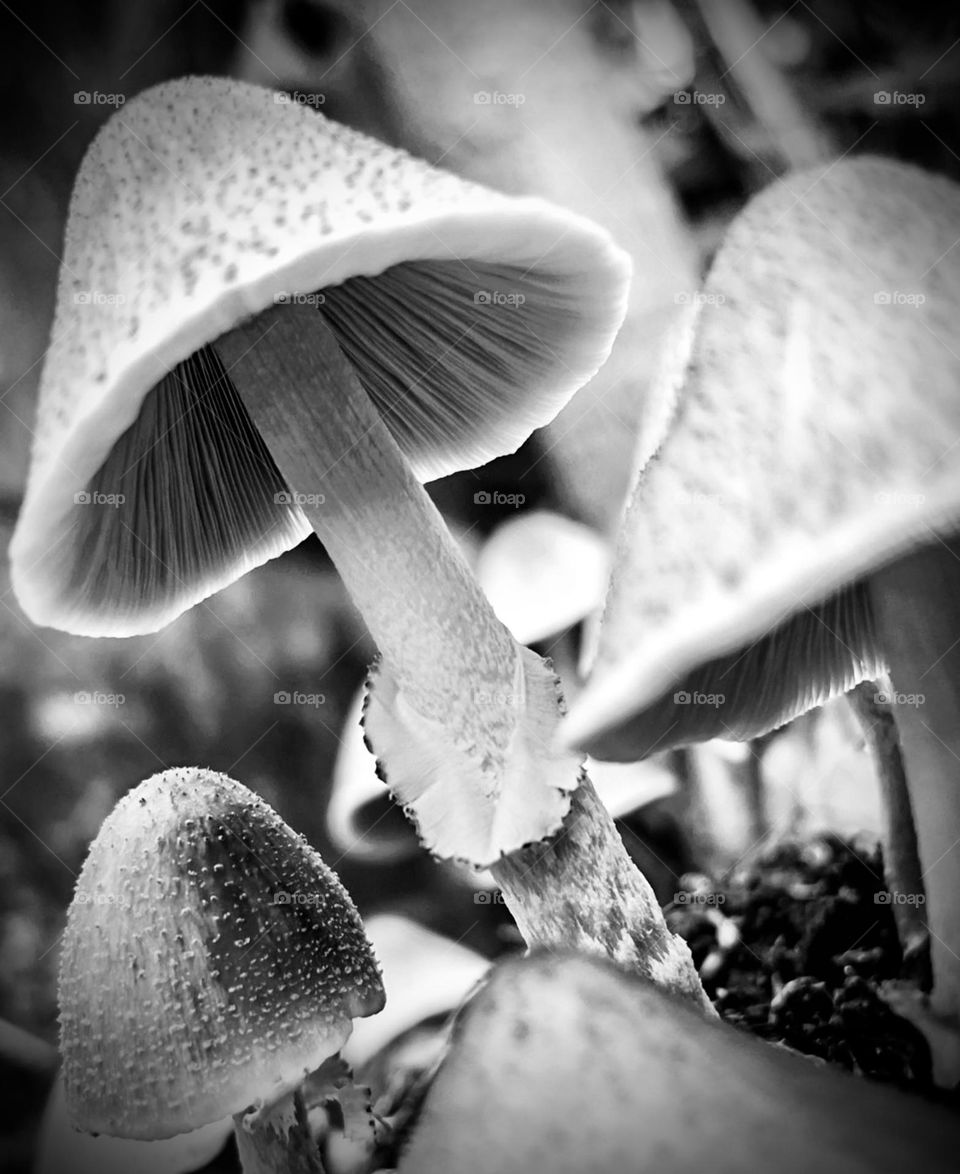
[11,75,630,636]
[475,510,610,646]
[58,767,384,1140]
[565,157,960,759]
[398,951,960,1174]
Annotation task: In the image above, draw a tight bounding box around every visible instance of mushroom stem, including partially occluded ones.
[869,539,960,1026]
[217,300,522,746]
[741,736,772,848]
[233,1090,325,1174]
[846,682,928,963]
[490,778,715,1016]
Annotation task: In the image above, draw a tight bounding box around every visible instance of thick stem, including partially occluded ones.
[870,539,960,1027]
[216,303,709,1007]
[233,1090,325,1174]
[847,682,928,962]
[491,776,714,1015]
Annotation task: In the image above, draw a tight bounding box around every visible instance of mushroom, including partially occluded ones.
[58,766,384,1172]
[11,77,707,1007]
[563,157,960,1068]
[10,74,627,868]
[398,951,960,1174]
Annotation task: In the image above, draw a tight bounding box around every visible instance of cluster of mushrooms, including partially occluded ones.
[12,74,960,1169]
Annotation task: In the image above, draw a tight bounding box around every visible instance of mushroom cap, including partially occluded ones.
[565,156,960,760]
[475,510,610,645]
[398,951,960,1174]
[10,75,631,636]
[58,767,384,1140]
[36,1074,232,1174]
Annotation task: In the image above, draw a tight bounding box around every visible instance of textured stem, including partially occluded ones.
[491,776,713,1014]
[870,540,960,1027]
[233,1090,325,1174]
[847,682,928,960]
[217,302,516,733]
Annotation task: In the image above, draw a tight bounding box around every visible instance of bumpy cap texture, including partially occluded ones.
[59,767,384,1139]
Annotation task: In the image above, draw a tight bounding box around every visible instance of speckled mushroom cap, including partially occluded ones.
[565,157,960,760]
[10,75,630,637]
[58,767,384,1140]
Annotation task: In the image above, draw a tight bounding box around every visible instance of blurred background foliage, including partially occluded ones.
[1,0,959,1167]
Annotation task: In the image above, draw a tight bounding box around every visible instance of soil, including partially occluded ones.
[666,835,959,1110]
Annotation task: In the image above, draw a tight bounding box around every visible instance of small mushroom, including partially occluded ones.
[564,157,960,1066]
[10,75,628,870]
[58,766,384,1172]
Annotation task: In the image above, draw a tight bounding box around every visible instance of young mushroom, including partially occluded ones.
[12,77,707,1006]
[564,157,960,1074]
[59,767,384,1172]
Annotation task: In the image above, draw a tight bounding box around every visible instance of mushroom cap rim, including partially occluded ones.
[564,487,958,755]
